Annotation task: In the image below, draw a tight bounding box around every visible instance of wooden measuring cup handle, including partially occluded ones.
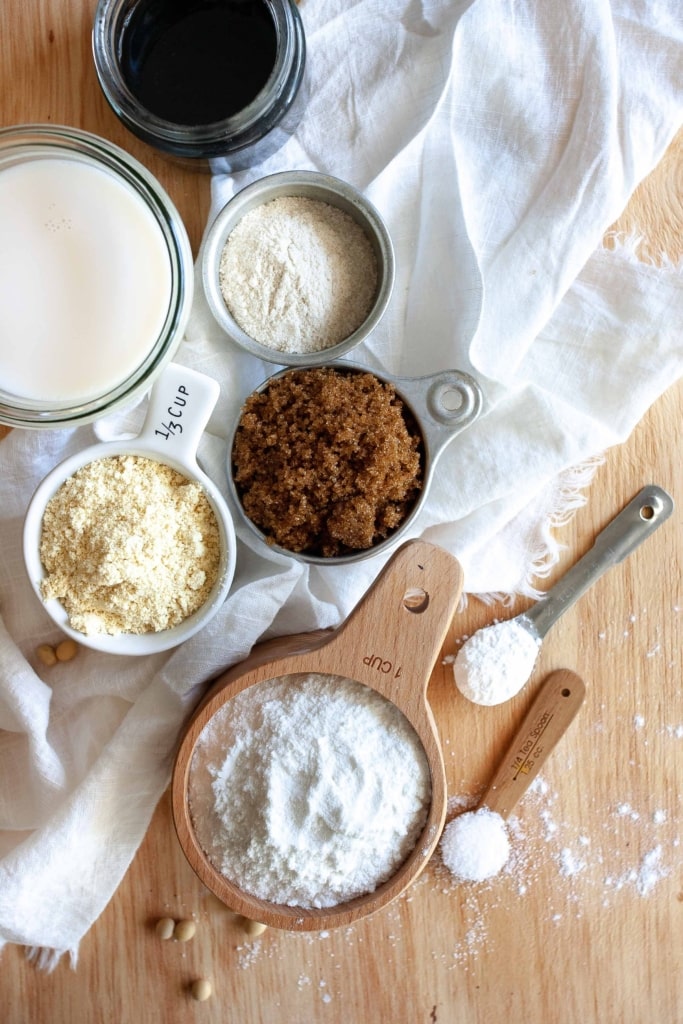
[480,669,586,820]
[325,538,465,709]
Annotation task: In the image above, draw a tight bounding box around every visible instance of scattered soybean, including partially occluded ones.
[190,978,213,1002]
[155,916,176,940]
[237,916,268,937]
[173,918,197,942]
[36,643,58,667]
[55,638,79,662]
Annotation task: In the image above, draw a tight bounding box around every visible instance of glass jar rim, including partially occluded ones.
[92,0,305,154]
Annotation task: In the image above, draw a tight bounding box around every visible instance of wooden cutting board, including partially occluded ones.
[1,4,682,1022]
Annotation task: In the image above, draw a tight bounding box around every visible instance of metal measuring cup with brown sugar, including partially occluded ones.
[226,361,484,565]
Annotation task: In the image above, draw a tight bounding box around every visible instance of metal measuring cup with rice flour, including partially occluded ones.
[227,360,484,565]
[201,170,395,365]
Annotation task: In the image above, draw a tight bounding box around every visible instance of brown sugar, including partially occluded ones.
[231,368,423,557]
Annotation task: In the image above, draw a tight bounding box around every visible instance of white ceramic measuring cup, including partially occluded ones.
[23,363,237,655]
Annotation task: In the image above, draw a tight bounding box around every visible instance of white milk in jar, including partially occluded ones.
[0,156,173,402]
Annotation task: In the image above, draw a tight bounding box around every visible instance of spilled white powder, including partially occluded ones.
[616,801,640,821]
[429,773,678,969]
[189,672,431,908]
[439,807,511,882]
[635,845,667,896]
[453,618,541,705]
[603,845,669,897]
[558,846,587,876]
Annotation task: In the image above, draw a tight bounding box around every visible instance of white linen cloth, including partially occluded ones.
[1,0,682,968]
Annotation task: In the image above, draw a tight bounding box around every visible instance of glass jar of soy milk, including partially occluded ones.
[0,125,193,429]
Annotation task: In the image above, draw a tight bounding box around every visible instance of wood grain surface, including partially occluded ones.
[2,3,682,1023]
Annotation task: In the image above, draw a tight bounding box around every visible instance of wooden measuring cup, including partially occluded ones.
[172,538,464,930]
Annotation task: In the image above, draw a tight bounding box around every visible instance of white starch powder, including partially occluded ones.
[440,807,511,882]
[189,672,431,908]
[453,618,541,705]
[218,196,378,354]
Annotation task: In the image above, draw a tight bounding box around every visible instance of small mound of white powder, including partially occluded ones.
[189,672,431,908]
[453,618,541,705]
[440,807,511,882]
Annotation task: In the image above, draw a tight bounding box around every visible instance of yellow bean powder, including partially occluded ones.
[39,455,221,636]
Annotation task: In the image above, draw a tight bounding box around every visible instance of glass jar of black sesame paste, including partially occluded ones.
[92,0,306,169]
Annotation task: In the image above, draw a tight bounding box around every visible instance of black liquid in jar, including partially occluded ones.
[119,0,278,126]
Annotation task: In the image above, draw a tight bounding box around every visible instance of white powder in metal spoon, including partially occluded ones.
[453,619,541,705]
[440,807,511,882]
[188,672,431,908]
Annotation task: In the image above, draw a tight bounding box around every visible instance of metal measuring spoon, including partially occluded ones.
[454,485,674,705]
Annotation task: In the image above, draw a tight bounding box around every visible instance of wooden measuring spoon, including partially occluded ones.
[478,668,586,820]
[172,538,464,931]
